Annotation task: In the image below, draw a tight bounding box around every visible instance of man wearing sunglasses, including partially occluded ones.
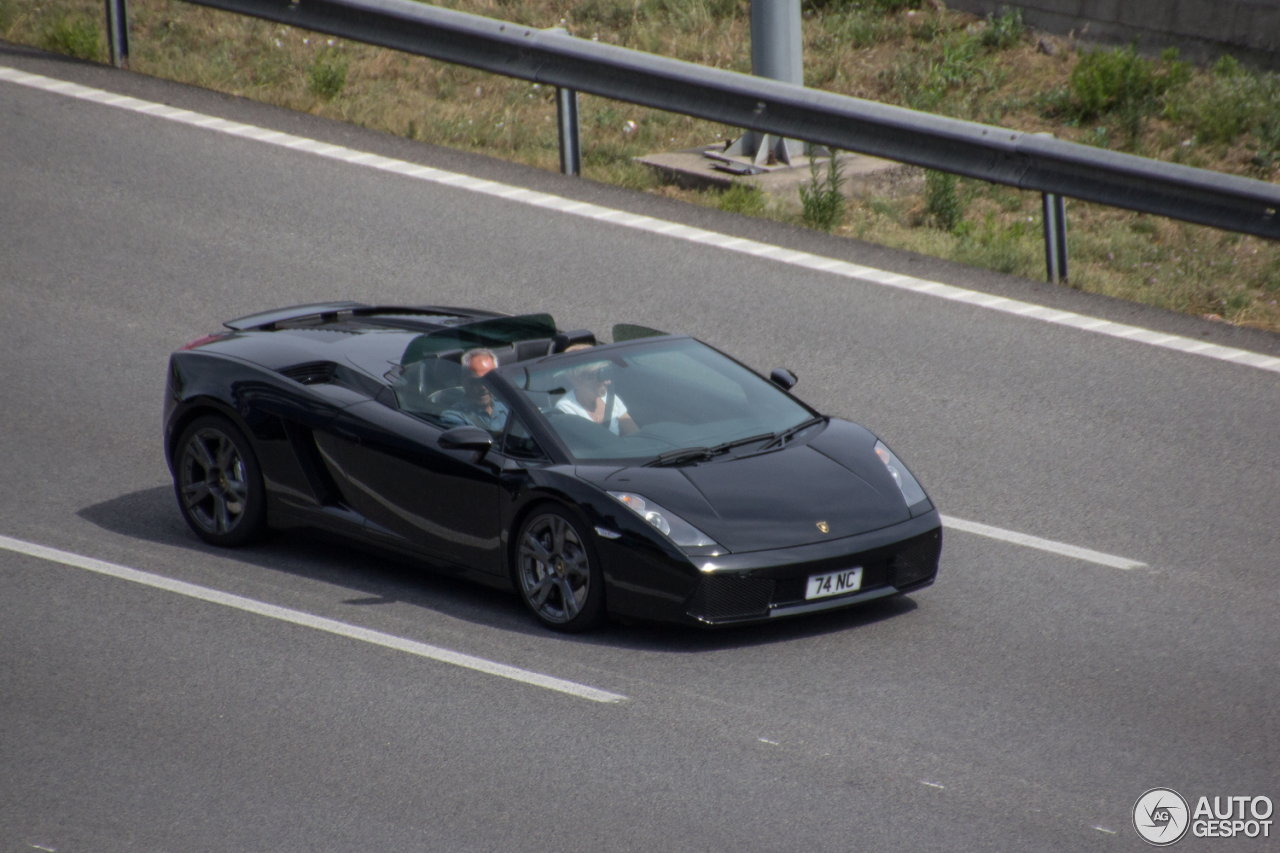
[441,348,509,433]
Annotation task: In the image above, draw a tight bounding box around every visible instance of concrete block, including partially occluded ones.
[1080,0,1122,23]
[1173,0,1231,42]
[1026,0,1088,18]
[1242,7,1280,50]
[933,0,1280,67]
[1115,0,1175,31]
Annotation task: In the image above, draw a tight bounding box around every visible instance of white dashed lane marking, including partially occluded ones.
[0,534,627,704]
[940,516,1146,570]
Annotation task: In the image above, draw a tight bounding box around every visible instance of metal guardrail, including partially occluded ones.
[104,0,1280,279]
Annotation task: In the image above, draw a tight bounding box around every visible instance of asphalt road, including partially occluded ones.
[2,44,1277,853]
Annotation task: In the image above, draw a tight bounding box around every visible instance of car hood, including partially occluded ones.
[578,421,913,553]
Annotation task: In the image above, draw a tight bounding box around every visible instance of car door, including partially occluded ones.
[235,371,374,539]
[311,395,506,577]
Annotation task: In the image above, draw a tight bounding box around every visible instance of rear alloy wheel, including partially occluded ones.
[174,415,266,547]
[515,509,604,632]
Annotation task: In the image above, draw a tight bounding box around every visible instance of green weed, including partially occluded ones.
[804,0,920,11]
[827,9,905,48]
[572,0,738,29]
[1070,44,1190,146]
[42,16,100,61]
[954,214,1036,276]
[908,14,948,43]
[869,0,922,11]
[1166,61,1280,146]
[980,9,1024,50]
[1255,258,1280,293]
[880,33,984,112]
[584,158,659,190]
[867,197,901,222]
[799,151,845,231]
[308,55,348,100]
[924,170,964,231]
[718,182,766,216]
[1224,290,1252,312]
[1035,86,1073,119]
[1249,120,1280,175]
[1213,54,1242,78]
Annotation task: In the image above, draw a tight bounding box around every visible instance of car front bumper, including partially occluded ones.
[682,509,942,626]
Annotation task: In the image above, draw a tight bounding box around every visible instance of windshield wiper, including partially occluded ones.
[762,416,826,450]
[646,446,714,467]
[708,432,776,454]
[644,433,777,467]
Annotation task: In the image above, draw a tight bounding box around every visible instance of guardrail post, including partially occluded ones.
[556,87,581,176]
[1042,192,1068,285]
[105,0,129,67]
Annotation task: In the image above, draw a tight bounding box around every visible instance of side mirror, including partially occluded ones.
[439,426,494,457]
[769,368,798,391]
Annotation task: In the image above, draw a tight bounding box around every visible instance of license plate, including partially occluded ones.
[806,567,863,600]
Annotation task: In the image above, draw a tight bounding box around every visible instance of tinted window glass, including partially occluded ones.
[503,416,546,460]
[401,314,556,365]
[506,337,812,462]
[392,357,510,436]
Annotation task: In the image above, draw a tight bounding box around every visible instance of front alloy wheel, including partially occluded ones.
[175,415,265,546]
[516,510,604,632]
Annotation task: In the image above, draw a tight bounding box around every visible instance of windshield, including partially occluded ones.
[505,337,814,462]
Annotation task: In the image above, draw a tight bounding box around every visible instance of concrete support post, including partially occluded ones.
[1043,192,1068,285]
[106,0,129,67]
[751,0,803,84]
[557,87,581,177]
[725,0,805,166]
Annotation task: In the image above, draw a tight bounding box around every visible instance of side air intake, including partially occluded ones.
[279,361,339,385]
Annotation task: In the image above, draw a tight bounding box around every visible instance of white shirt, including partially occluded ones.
[556,389,629,434]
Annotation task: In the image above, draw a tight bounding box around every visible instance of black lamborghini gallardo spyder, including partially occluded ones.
[164,302,941,631]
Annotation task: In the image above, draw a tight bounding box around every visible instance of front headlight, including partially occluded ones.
[607,491,720,549]
[874,441,928,508]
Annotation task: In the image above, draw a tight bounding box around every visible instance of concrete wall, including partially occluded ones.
[945,0,1280,68]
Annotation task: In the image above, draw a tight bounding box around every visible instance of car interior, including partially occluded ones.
[390,327,596,424]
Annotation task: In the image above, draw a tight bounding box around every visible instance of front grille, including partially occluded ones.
[687,575,775,621]
[889,528,942,589]
[279,361,338,385]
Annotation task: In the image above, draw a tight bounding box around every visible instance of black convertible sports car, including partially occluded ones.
[164,302,941,631]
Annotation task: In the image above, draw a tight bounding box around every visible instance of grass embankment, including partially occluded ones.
[5,0,1280,331]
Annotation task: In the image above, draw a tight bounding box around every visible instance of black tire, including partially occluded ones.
[173,414,267,547]
[513,506,605,632]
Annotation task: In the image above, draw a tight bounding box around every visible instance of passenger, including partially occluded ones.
[555,360,638,436]
[441,348,509,432]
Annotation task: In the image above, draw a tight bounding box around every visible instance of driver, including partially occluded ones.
[555,360,638,436]
[441,348,509,432]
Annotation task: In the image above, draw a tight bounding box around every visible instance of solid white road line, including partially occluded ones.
[940,515,1146,570]
[0,533,627,704]
[3,64,1279,378]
